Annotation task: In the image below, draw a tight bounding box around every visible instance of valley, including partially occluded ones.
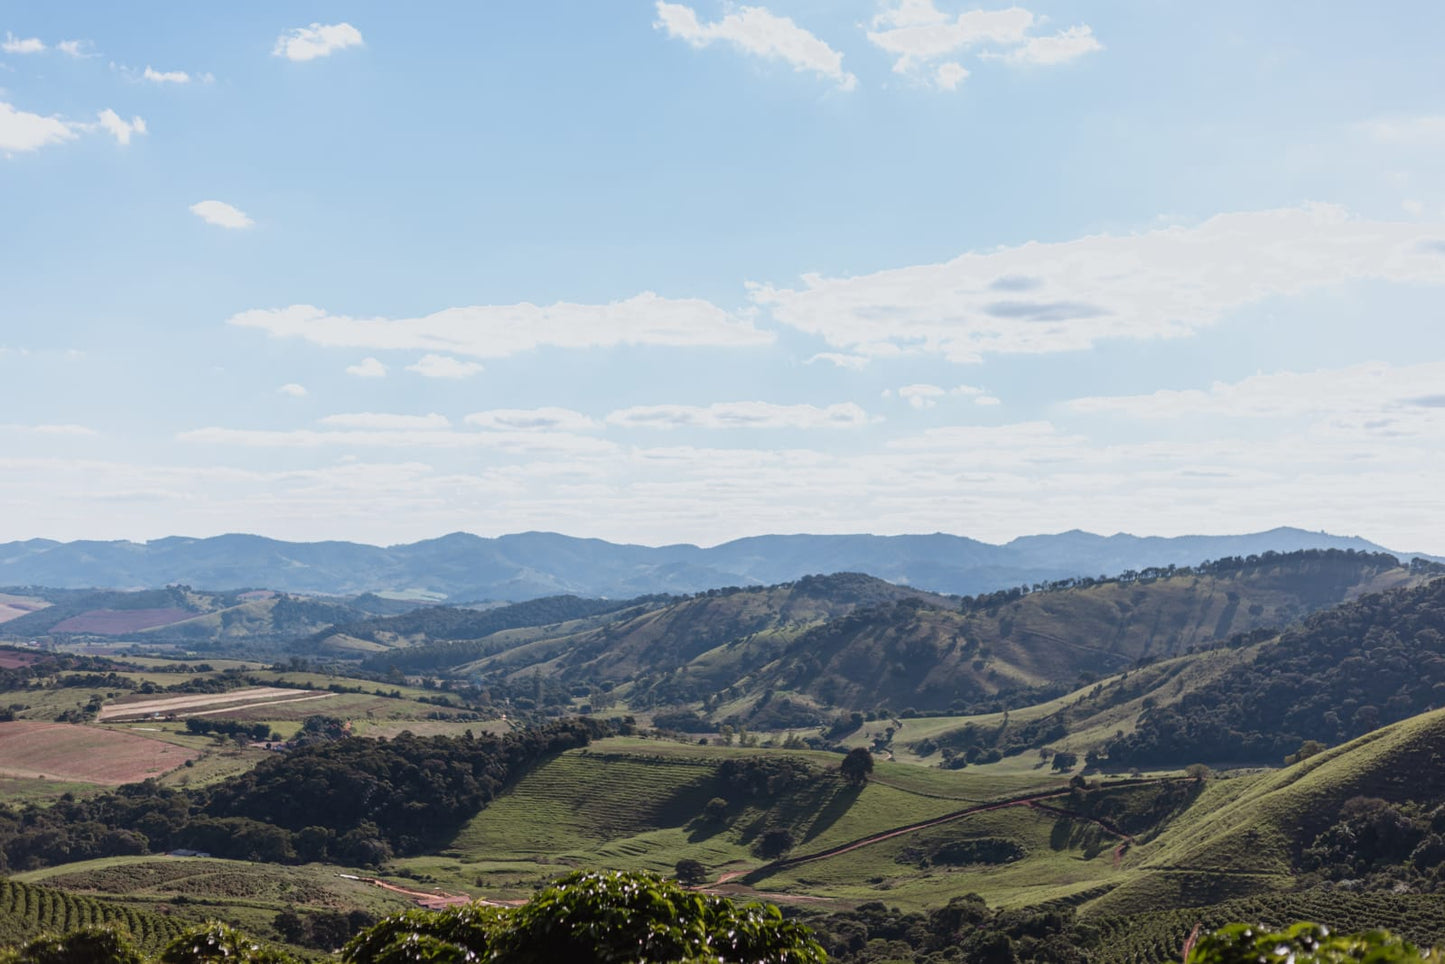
[0,544,1441,960]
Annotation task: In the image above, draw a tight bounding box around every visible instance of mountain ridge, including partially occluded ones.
[0,526,1430,602]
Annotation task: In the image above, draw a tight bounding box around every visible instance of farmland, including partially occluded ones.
[0,721,198,785]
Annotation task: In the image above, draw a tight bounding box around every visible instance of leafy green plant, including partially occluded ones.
[342,870,826,964]
[1187,922,1442,964]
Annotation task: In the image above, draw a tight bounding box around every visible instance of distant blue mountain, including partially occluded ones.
[0,527,1425,601]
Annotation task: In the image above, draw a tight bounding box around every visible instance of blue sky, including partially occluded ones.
[2,2,1444,551]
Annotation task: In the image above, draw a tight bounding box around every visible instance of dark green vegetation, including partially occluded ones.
[0,720,609,872]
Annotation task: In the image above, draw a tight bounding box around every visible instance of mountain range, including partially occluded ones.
[0,527,1428,601]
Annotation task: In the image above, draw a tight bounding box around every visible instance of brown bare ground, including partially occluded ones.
[50,608,195,634]
[0,595,49,626]
[97,687,329,721]
[0,721,199,785]
[0,651,41,669]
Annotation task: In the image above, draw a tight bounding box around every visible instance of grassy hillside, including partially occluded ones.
[375,550,1418,723]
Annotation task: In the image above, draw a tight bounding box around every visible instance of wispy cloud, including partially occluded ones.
[277,383,308,397]
[345,357,387,378]
[56,40,91,58]
[143,66,191,84]
[273,22,364,62]
[318,413,451,431]
[606,401,873,430]
[655,2,857,91]
[190,200,253,229]
[754,205,1445,362]
[229,292,772,359]
[867,2,1099,88]
[466,408,600,433]
[2,33,44,55]
[406,354,484,379]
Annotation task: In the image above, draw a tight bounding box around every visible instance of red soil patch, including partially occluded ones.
[0,721,199,785]
[0,651,41,669]
[50,608,195,634]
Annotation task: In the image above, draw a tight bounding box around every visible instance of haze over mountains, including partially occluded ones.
[0,527,1425,601]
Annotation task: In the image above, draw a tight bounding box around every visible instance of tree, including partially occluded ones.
[703,796,729,823]
[840,747,874,786]
[1051,751,1078,772]
[675,858,708,885]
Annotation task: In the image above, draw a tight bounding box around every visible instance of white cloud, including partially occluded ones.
[319,412,450,431]
[867,3,1098,87]
[143,66,190,83]
[655,2,857,91]
[277,383,308,397]
[96,109,145,145]
[1068,360,1445,441]
[606,400,872,430]
[346,357,387,378]
[753,205,1445,362]
[0,423,96,436]
[229,292,772,359]
[935,61,969,89]
[465,408,599,433]
[899,384,945,408]
[992,25,1101,66]
[273,22,364,62]
[57,40,89,58]
[189,200,253,229]
[177,426,615,455]
[974,395,1001,406]
[806,352,871,370]
[406,354,484,379]
[2,33,44,54]
[0,100,77,153]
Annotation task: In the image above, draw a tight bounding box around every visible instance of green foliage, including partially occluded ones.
[157,923,297,963]
[840,748,874,787]
[0,925,143,964]
[342,870,827,963]
[0,719,608,872]
[1187,922,1441,964]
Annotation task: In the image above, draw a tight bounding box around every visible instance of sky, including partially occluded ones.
[2,2,1444,552]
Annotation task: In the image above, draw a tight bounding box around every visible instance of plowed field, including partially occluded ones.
[0,721,198,785]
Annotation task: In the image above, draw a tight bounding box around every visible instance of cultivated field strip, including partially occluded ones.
[0,878,187,950]
[97,687,332,721]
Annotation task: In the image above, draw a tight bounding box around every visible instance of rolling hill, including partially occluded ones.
[360,550,1428,723]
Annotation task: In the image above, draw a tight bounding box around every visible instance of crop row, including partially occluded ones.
[1091,890,1445,963]
[0,879,187,949]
